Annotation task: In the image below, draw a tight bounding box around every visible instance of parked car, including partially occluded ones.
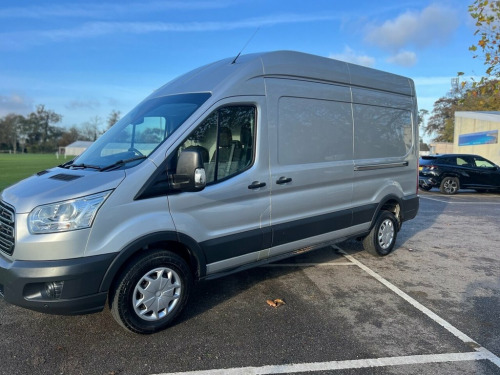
[419,154,500,194]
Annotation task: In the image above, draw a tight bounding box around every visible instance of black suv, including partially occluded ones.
[419,154,500,194]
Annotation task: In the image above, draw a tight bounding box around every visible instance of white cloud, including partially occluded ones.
[0,13,340,49]
[0,93,34,117]
[65,99,101,111]
[0,1,234,19]
[329,46,375,67]
[387,50,417,67]
[365,4,459,51]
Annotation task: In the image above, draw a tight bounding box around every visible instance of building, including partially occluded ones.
[454,111,500,165]
[62,141,93,156]
[428,142,454,155]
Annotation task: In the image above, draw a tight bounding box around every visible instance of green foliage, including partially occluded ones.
[424,81,500,142]
[0,154,64,191]
[0,107,123,154]
[468,0,500,92]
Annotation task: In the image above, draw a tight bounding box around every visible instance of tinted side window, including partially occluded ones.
[473,157,495,168]
[353,105,412,159]
[179,106,255,184]
[277,97,353,165]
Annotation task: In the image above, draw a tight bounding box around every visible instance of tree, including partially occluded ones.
[107,110,121,129]
[423,81,500,141]
[22,105,63,152]
[468,0,500,92]
[0,114,23,152]
[59,126,80,147]
[80,116,103,141]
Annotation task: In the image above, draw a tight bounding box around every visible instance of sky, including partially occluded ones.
[0,0,486,141]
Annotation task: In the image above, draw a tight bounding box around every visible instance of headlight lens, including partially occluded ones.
[28,191,112,234]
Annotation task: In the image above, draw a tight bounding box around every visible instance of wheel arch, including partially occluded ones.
[99,231,206,293]
[370,195,403,231]
[439,172,461,183]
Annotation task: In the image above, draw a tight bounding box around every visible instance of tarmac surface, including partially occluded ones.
[0,189,499,374]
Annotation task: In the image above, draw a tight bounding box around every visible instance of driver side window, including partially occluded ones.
[178,105,256,184]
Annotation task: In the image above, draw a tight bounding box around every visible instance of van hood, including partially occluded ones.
[1,167,126,213]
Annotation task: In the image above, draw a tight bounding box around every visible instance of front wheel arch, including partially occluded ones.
[99,232,206,293]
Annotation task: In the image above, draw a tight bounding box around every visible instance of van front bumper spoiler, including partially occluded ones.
[0,253,116,315]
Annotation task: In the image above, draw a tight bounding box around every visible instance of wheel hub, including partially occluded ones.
[133,267,182,321]
[378,219,394,250]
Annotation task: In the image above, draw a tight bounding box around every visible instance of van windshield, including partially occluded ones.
[69,93,211,170]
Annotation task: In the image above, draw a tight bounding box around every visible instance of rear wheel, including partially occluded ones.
[440,177,459,195]
[110,250,192,334]
[363,211,398,256]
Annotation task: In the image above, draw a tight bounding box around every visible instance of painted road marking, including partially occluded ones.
[421,196,500,205]
[335,246,500,369]
[152,245,500,375]
[262,262,355,267]
[158,352,489,375]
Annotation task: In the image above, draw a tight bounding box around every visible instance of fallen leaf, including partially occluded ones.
[274,298,286,307]
[266,299,277,307]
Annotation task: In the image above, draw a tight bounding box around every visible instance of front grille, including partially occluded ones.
[0,201,15,256]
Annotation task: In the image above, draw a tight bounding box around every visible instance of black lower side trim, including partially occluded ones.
[272,208,353,247]
[201,227,271,264]
[201,197,419,265]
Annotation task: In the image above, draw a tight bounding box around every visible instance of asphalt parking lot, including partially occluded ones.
[1,190,499,375]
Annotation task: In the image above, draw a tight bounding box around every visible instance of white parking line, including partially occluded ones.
[336,246,500,369]
[262,262,355,267]
[158,352,488,375]
[153,246,500,375]
[421,196,500,205]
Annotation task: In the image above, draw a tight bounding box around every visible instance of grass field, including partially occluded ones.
[0,153,71,192]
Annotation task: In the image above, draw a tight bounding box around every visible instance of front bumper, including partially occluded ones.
[0,253,116,315]
[419,176,438,189]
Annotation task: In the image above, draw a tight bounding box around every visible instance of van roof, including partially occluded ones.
[149,50,415,101]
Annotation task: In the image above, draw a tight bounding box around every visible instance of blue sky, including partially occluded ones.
[0,0,485,140]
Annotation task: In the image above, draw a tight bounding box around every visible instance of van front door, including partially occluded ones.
[168,100,271,275]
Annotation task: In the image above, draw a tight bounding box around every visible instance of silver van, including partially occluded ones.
[0,51,419,334]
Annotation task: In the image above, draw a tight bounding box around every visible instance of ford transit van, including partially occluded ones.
[0,51,419,333]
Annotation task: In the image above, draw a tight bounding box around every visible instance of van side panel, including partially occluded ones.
[351,84,419,223]
[265,78,356,256]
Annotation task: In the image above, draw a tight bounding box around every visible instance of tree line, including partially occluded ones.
[0,106,120,153]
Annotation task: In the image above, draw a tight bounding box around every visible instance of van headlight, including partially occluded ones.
[28,191,112,234]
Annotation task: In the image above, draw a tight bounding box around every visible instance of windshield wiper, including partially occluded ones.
[70,163,102,170]
[100,156,147,172]
[59,160,74,169]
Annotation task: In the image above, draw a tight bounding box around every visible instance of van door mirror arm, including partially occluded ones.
[170,149,207,192]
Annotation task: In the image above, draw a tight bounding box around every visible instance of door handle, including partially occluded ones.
[248,181,266,190]
[276,176,292,185]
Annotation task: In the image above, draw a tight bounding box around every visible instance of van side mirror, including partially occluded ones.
[170,149,206,192]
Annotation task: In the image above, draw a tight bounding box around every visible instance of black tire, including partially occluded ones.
[109,250,192,334]
[440,177,459,195]
[362,211,398,256]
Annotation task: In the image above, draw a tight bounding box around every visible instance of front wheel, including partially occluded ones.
[109,250,192,334]
[440,177,459,195]
[363,211,398,256]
